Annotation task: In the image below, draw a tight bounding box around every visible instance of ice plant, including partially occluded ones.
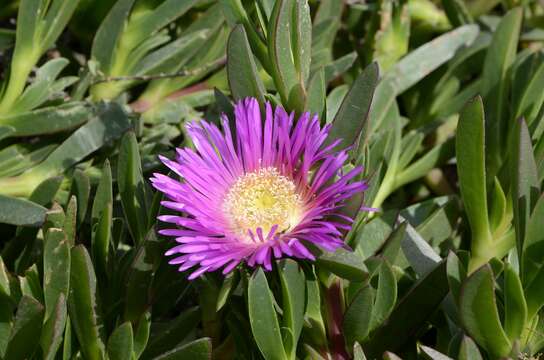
[150,98,367,279]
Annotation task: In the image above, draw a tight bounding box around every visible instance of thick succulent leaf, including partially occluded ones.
[459,265,511,358]
[343,285,374,345]
[43,229,70,319]
[523,194,544,319]
[503,263,527,341]
[91,0,137,72]
[364,260,449,358]
[481,8,522,180]
[317,248,368,281]
[118,131,149,245]
[4,296,44,360]
[142,307,200,359]
[248,268,287,360]
[456,96,492,266]
[0,195,47,227]
[278,259,305,357]
[227,25,266,105]
[40,295,67,360]
[513,119,539,257]
[107,322,134,360]
[442,0,473,27]
[68,245,106,360]
[420,345,454,360]
[458,335,483,360]
[152,338,211,360]
[0,102,90,137]
[326,62,379,149]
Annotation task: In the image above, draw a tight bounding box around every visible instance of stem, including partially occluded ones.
[324,280,349,360]
[0,59,34,115]
[468,229,515,273]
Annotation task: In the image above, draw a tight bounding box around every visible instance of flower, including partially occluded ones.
[150,98,367,279]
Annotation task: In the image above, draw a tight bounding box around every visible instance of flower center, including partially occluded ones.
[222,167,303,240]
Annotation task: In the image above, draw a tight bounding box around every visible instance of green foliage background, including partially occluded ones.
[0,0,543,359]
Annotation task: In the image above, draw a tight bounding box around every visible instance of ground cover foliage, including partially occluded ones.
[0,0,544,359]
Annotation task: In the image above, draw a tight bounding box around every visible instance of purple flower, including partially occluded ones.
[150,98,367,279]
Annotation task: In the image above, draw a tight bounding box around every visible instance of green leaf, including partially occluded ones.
[343,285,374,345]
[446,251,467,304]
[91,0,137,72]
[142,307,200,359]
[353,343,367,360]
[504,263,527,341]
[515,61,544,124]
[456,97,492,267]
[125,0,198,48]
[0,295,12,358]
[0,256,10,298]
[118,132,148,245]
[369,25,479,132]
[383,25,479,95]
[326,85,348,123]
[4,296,44,360]
[68,245,105,360]
[43,229,70,319]
[152,338,211,360]
[317,248,368,281]
[91,160,113,225]
[248,268,287,360]
[216,271,238,311]
[380,222,407,265]
[91,160,113,281]
[363,260,448,358]
[305,68,326,119]
[70,169,90,226]
[278,259,305,357]
[522,194,544,319]
[0,103,130,197]
[268,0,300,107]
[481,8,522,180]
[107,322,134,360]
[441,0,473,27]
[26,176,63,207]
[0,29,14,51]
[0,103,91,137]
[420,345,454,360]
[40,294,68,360]
[63,315,73,360]
[20,264,43,303]
[459,265,511,358]
[458,335,483,360]
[489,177,507,233]
[124,230,160,322]
[0,194,46,226]
[40,0,82,52]
[326,62,379,149]
[63,196,77,246]
[227,25,266,105]
[370,260,397,330]
[513,118,539,257]
[291,0,311,85]
[133,312,151,359]
[401,223,441,277]
[11,58,74,112]
[324,52,357,85]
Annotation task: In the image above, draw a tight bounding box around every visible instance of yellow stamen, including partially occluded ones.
[222,167,303,241]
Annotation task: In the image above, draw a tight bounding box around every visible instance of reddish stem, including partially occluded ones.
[325,280,349,360]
